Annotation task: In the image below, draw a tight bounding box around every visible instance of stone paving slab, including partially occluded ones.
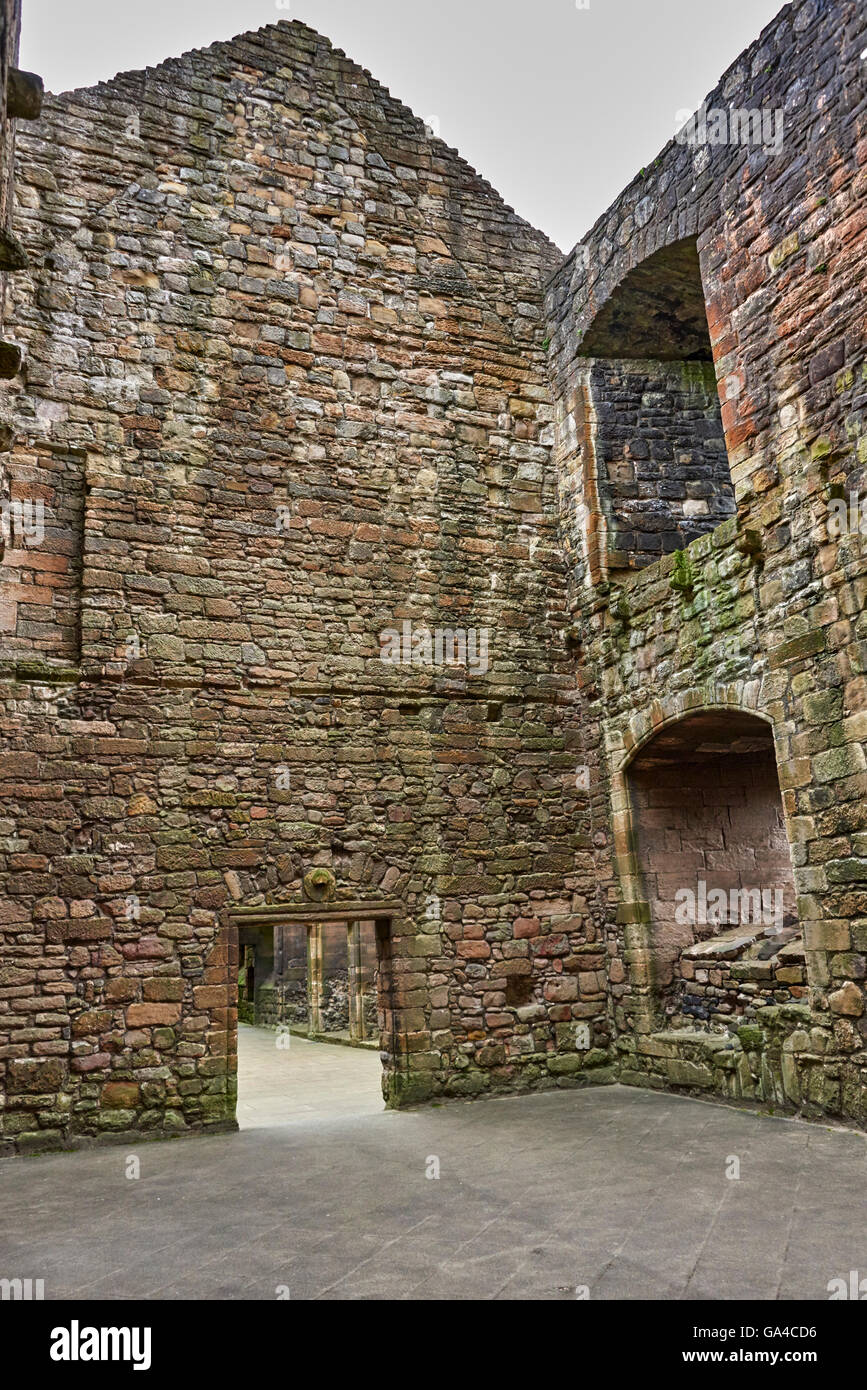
[1,1029,865,1301]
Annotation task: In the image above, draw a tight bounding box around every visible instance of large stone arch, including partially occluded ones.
[578,236,711,362]
[553,230,737,578]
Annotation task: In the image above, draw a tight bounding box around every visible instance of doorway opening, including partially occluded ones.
[624,710,802,1030]
[232,907,397,1127]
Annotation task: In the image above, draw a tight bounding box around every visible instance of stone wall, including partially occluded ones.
[244,918,377,1036]
[0,443,85,654]
[590,358,735,570]
[628,729,798,1004]
[547,0,867,1125]
[675,923,806,1026]
[0,18,615,1155]
[2,0,866,1153]
[1,4,55,644]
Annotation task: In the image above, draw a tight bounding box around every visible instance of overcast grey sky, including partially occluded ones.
[21,0,785,251]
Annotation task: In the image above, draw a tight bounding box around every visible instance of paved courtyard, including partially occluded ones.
[236,1023,383,1129]
[1,1025,865,1300]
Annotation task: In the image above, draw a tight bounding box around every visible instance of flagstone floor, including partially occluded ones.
[1,1025,865,1300]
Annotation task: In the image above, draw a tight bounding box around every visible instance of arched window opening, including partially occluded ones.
[579,239,736,571]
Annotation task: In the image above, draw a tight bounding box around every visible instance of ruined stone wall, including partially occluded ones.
[0,20,618,1155]
[3,0,865,1152]
[590,358,734,570]
[0,443,84,654]
[547,0,867,1124]
[247,919,365,1034]
[0,0,22,289]
[629,748,798,996]
[675,926,807,1026]
[1,2,54,642]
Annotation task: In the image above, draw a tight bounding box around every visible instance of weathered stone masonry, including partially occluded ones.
[0,16,605,1153]
[548,0,867,1119]
[1,0,866,1153]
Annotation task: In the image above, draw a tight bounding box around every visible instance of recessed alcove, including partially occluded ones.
[625,711,799,1024]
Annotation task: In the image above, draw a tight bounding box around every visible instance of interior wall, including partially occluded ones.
[627,719,798,1005]
[591,359,735,570]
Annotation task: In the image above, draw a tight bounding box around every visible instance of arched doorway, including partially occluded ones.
[623,710,801,1028]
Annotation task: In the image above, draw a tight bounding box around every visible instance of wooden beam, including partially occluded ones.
[7,69,43,120]
[307,921,323,1037]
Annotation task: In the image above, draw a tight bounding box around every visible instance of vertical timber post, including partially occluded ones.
[307,920,323,1037]
[347,919,364,1042]
[374,916,398,1101]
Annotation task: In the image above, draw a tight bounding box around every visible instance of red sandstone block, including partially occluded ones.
[491,959,532,977]
[2,753,38,776]
[71,1053,111,1072]
[534,934,569,957]
[212,850,261,867]
[727,420,757,448]
[102,1081,140,1109]
[460,921,487,940]
[312,332,342,354]
[192,986,226,1009]
[105,979,139,1003]
[26,552,69,572]
[69,899,97,918]
[7,1057,67,1092]
[457,941,491,959]
[123,938,170,960]
[46,919,113,943]
[544,977,578,1002]
[514,917,541,938]
[34,897,67,919]
[71,1010,112,1037]
[126,1003,182,1026]
[143,978,184,1002]
[484,1013,513,1028]
[6,583,53,605]
[308,518,355,539]
[27,576,69,599]
[579,971,606,996]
